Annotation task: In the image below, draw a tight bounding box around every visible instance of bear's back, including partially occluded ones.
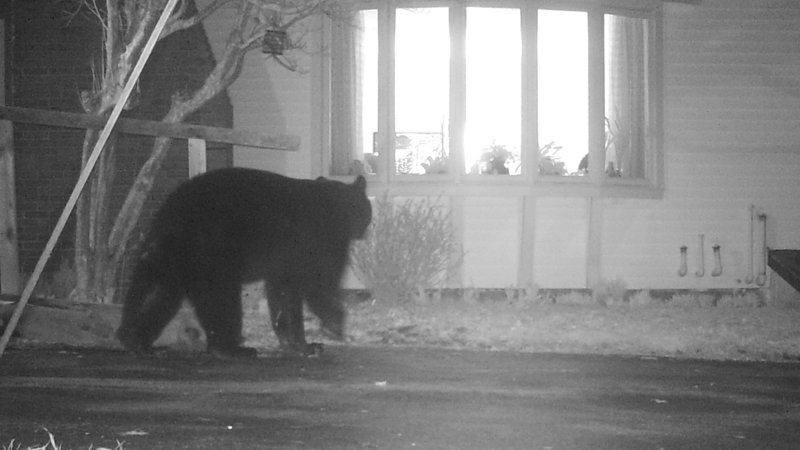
[148,168,370,260]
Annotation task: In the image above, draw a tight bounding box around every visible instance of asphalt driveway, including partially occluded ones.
[1,346,798,449]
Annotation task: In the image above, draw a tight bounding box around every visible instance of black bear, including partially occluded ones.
[116,168,371,358]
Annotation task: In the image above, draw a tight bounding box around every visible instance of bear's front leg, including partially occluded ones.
[267,288,322,356]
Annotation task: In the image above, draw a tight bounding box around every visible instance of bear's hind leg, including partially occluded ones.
[190,283,256,359]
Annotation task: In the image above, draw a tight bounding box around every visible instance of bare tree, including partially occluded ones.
[74,0,346,303]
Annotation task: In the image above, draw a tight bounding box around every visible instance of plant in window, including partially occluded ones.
[538,141,567,176]
[421,148,448,174]
[351,195,462,303]
[395,152,415,174]
[477,143,515,175]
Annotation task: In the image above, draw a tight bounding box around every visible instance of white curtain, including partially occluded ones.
[605,15,646,179]
[330,14,364,175]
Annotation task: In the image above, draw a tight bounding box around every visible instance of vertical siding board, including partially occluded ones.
[200,2,312,177]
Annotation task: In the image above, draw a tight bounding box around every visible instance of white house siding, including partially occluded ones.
[230,53,313,178]
[460,197,520,288]
[596,0,800,290]
[647,0,800,289]
[201,1,800,290]
[199,1,314,178]
[532,198,588,289]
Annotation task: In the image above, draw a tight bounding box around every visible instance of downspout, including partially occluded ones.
[745,204,754,284]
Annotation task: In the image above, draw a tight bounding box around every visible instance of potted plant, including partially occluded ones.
[538,141,566,176]
[479,143,515,175]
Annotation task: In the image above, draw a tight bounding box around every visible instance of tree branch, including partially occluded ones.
[161,0,237,37]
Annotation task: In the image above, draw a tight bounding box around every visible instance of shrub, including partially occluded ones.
[629,290,657,307]
[351,194,462,303]
[592,278,627,306]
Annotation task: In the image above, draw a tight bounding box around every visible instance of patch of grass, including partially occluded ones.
[552,290,593,305]
[717,292,764,308]
[668,293,700,307]
[629,290,658,307]
[2,429,124,450]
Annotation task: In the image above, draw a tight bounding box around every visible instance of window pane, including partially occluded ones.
[538,10,588,176]
[605,14,648,179]
[465,8,521,175]
[395,8,450,175]
[330,10,378,176]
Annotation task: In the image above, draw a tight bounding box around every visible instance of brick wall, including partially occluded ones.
[3,0,233,281]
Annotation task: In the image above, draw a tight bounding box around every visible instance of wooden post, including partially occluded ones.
[517,195,536,288]
[586,195,604,289]
[0,19,18,295]
[447,195,465,287]
[585,7,605,289]
[0,120,19,295]
[188,138,207,177]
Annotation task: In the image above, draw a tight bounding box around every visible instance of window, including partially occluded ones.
[395,8,450,175]
[604,13,651,179]
[466,7,521,176]
[327,1,662,194]
[537,9,587,176]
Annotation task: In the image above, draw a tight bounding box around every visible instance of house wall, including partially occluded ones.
[201,4,314,178]
[204,0,800,290]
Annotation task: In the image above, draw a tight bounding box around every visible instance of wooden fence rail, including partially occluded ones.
[0,105,300,296]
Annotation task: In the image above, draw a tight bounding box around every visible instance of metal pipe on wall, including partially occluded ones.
[756,213,767,286]
[745,204,755,284]
[711,244,722,277]
[678,245,688,277]
[695,234,705,277]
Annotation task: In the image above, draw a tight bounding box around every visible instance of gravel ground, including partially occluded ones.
[5,290,800,362]
[249,290,800,362]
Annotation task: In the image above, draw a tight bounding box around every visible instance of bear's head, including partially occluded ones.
[316,175,371,240]
[348,175,371,240]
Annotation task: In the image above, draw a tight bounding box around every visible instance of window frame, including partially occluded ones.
[316,0,664,199]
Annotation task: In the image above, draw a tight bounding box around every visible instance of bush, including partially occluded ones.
[351,194,462,302]
[592,278,627,306]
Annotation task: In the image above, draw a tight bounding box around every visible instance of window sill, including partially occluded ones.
[345,174,664,199]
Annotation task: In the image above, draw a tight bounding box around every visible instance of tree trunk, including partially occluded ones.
[74,129,97,302]
[77,0,333,304]
[101,47,245,304]
[75,127,119,304]
[102,106,200,304]
[89,133,118,303]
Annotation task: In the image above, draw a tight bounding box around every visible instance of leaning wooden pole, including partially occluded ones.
[0,0,180,360]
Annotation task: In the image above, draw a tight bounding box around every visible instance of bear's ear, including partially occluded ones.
[316,176,327,182]
[353,175,367,191]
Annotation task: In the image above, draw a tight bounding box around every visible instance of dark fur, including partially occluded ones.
[116,168,371,357]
